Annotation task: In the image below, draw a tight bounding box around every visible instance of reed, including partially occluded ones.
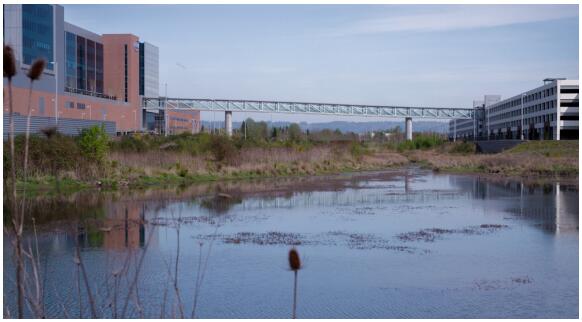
[288,248,301,319]
[4,45,25,319]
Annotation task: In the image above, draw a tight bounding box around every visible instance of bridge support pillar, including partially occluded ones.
[405,117,412,141]
[225,111,233,136]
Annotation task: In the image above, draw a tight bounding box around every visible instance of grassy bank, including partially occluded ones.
[406,140,578,178]
[6,128,409,192]
[5,126,578,194]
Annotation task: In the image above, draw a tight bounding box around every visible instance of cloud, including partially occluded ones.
[330,5,578,36]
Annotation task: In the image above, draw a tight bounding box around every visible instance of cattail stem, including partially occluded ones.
[23,81,33,187]
[292,270,298,319]
[8,77,24,319]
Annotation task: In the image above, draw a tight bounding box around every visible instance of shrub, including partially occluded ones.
[77,125,109,163]
[209,135,238,164]
[350,142,368,160]
[397,133,445,151]
[5,133,82,178]
[112,135,148,152]
[449,142,475,154]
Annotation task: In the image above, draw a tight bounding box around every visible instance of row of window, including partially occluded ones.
[65,101,88,110]
[490,100,557,123]
[23,20,51,35]
[23,37,51,50]
[23,4,51,17]
[170,117,191,122]
[489,87,557,114]
[65,31,104,94]
[493,114,556,129]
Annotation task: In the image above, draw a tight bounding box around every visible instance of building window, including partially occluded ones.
[65,32,77,88]
[86,39,96,92]
[77,102,86,110]
[22,4,54,70]
[561,100,579,107]
[124,44,128,102]
[560,87,579,94]
[139,42,145,96]
[66,101,75,109]
[96,43,104,94]
[76,35,86,90]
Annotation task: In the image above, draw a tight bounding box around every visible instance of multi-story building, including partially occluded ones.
[449,95,500,140]
[450,79,579,141]
[3,4,200,136]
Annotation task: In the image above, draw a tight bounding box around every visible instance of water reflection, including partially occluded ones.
[4,169,579,318]
[448,175,579,234]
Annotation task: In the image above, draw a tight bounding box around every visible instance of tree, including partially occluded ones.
[288,123,302,142]
[77,124,109,163]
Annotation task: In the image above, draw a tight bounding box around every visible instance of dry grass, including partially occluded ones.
[408,147,578,177]
[110,146,407,181]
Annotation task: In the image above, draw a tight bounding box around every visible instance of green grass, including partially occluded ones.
[505,140,579,157]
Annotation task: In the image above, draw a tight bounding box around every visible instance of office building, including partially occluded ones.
[450,79,579,141]
[3,4,200,135]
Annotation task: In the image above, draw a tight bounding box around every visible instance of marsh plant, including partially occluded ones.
[288,248,302,319]
[4,45,47,318]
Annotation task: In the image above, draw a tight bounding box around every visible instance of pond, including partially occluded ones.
[3,168,579,318]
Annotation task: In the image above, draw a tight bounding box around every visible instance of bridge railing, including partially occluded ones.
[142,97,474,119]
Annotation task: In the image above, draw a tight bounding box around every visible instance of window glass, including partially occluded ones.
[22,5,54,70]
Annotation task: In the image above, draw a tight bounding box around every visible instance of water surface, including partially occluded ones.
[3,169,579,318]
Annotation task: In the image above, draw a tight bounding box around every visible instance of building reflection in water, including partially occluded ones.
[77,201,149,250]
[449,175,579,234]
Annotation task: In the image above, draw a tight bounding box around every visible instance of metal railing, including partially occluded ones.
[65,87,117,100]
[142,97,474,119]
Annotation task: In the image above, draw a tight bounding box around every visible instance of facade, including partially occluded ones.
[450,95,500,140]
[3,4,200,135]
[450,79,579,141]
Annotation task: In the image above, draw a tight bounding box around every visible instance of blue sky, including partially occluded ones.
[64,4,579,123]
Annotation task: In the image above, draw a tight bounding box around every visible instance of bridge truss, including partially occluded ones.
[142,98,474,119]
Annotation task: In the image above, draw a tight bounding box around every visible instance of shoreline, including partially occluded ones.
[17,160,578,196]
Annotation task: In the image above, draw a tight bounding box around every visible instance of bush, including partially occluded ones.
[5,133,82,178]
[350,142,368,160]
[77,125,109,163]
[209,135,238,164]
[397,133,445,151]
[112,135,148,152]
[449,142,475,154]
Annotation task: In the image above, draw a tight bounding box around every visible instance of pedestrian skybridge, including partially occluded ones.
[141,97,474,139]
[142,97,473,119]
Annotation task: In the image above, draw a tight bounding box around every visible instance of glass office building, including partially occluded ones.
[22,4,54,70]
[65,31,105,95]
[139,42,159,98]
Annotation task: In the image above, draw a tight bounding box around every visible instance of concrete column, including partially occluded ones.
[405,117,412,141]
[225,111,233,137]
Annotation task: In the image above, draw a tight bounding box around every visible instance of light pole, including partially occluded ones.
[487,104,490,140]
[88,104,92,120]
[49,61,58,125]
[164,83,168,137]
[520,93,525,140]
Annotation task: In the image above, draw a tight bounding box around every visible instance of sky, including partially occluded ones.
[63,4,579,123]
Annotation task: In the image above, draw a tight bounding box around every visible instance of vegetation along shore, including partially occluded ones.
[4,121,578,194]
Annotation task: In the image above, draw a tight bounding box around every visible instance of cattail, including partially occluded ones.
[288,248,301,271]
[4,45,16,79]
[289,248,301,319]
[27,59,45,81]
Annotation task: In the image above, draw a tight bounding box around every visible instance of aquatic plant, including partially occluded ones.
[288,248,301,319]
[4,44,24,319]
